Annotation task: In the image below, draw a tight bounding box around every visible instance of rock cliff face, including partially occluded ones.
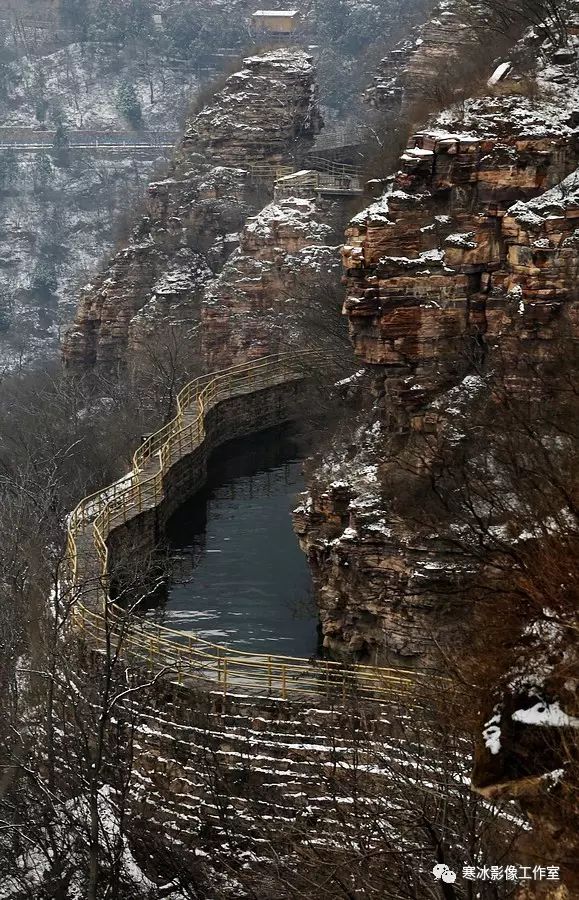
[367,1,480,114]
[296,16,579,662]
[295,9,579,891]
[62,50,322,372]
[201,196,342,368]
[185,52,322,167]
[343,128,578,412]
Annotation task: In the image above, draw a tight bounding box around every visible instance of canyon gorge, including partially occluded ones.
[0,0,577,896]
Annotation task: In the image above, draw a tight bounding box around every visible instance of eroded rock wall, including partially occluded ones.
[367,0,480,114]
[185,51,322,168]
[295,14,579,660]
[343,128,578,412]
[62,50,322,372]
[201,197,342,368]
[295,11,579,891]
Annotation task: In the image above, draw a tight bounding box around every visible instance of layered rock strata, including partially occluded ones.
[295,19,579,658]
[367,0,481,114]
[185,51,322,167]
[201,197,342,368]
[343,129,578,411]
[295,15,579,893]
[62,51,321,372]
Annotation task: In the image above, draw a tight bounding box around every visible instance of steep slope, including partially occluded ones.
[294,6,579,890]
[0,148,170,371]
[0,3,202,369]
[62,50,322,372]
[296,11,579,661]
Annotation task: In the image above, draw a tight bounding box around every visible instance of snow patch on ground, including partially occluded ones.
[2,43,197,129]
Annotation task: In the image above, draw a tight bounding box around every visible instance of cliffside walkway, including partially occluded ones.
[247,158,364,198]
[0,128,180,152]
[274,168,363,199]
[66,353,423,705]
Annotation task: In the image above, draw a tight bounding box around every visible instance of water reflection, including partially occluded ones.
[161,426,318,657]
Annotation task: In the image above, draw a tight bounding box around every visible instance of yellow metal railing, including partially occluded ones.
[74,601,421,702]
[274,170,362,199]
[67,352,422,701]
[246,163,294,181]
[68,353,305,579]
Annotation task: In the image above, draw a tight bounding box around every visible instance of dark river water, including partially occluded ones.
[161,427,318,657]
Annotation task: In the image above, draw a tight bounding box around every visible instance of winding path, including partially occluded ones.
[66,353,425,703]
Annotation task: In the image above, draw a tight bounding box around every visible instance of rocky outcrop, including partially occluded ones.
[201,197,341,368]
[295,12,579,658]
[293,370,477,662]
[367,1,480,114]
[294,10,579,891]
[62,51,321,372]
[185,51,322,168]
[342,129,578,411]
[63,165,250,370]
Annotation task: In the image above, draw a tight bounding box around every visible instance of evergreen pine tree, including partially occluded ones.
[116,80,143,129]
[52,120,71,168]
[0,150,18,191]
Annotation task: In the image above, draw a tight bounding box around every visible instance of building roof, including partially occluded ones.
[252,9,299,17]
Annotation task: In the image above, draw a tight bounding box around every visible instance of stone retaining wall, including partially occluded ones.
[106,380,302,589]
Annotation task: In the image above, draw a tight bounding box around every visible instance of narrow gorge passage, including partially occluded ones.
[153,426,318,657]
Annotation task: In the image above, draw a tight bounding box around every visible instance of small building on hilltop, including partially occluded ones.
[251,9,300,35]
